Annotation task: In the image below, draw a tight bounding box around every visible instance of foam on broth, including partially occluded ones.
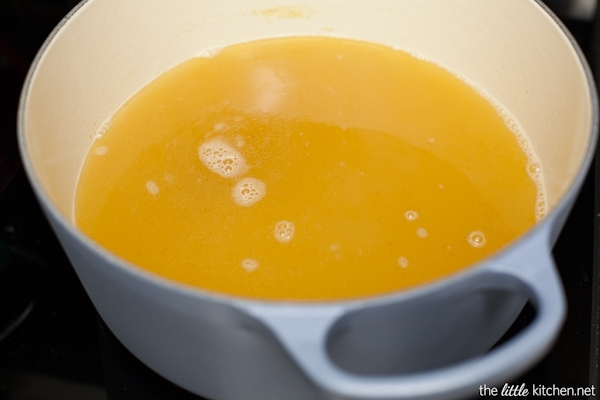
[75,37,544,301]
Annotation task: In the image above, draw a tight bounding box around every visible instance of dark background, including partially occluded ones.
[0,1,598,399]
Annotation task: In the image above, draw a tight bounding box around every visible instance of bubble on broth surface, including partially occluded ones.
[404,210,419,221]
[416,227,428,238]
[213,122,227,132]
[526,160,548,222]
[467,231,486,248]
[94,146,108,156]
[198,47,222,58]
[274,220,295,243]
[198,138,248,178]
[499,103,547,222]
[527,161,541,175]
[234,135,246,148]
[232,177,266,206]
[241,258,259,272]
[467,75,548,222]
[397,256,409,268]
[93,119,112,140]
[146,180,159,195]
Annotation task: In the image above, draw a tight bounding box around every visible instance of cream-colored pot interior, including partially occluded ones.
[24,0,592,219]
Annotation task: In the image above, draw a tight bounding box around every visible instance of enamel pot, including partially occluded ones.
[18,1,598,399]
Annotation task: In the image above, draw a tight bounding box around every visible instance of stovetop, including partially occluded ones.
[0,1,598,399]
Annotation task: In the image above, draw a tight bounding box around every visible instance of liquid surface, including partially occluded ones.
[75,37,541,301]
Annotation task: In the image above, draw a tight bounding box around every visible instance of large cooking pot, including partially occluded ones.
[17,1,597,399]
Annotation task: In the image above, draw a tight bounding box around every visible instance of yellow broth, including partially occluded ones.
[75,37,543,301]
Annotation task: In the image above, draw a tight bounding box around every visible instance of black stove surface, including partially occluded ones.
[0,1,598,399]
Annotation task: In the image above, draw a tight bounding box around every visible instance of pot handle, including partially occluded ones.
[248,244,565,400]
